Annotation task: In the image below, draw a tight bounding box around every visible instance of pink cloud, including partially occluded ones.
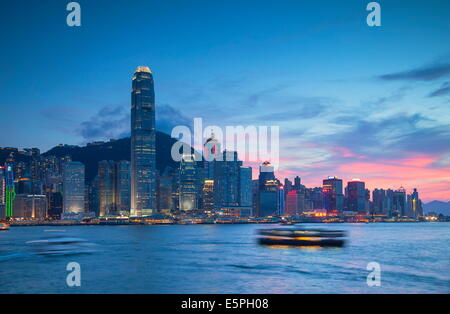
[272,154,450,202]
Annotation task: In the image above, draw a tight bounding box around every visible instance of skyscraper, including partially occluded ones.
[258,161,275,187]
[98,160,116,217]
[202,179,215,212]
[258,179,279,217]
[4,164,15,218]
[346,179,366,212]
[156,166,175,213]
[239,166,253,207]
[62,161,85,214]
[285,190,304,216]
[47,192,63,219]
[406,188,422,218]
[115,160,131,215]
[131,66,156,217]
[293,176,302,191]
[96,160,131,217]
[256,161,279,217]
[214,151,242,209]
[203,133,221,180]
[411,188,423,217]
[372,189,384,215]
[323,176,344,215]
[392,187,407,217]
[0,164,16,218]
[0,167,5,205]
[179,154,198,211]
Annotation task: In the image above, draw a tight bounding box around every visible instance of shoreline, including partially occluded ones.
[7,220,442,227]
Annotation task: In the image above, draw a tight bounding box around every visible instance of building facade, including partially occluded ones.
[346,179,366,212]
[115,160,131,215]
[239,166,253,207]
[98,160,116,217]
[323,176,344,215]
[62,161,85,214]
[13,194,47,219]
[131,66,156,216]
[179,154,197,211]
[214,151,242,209]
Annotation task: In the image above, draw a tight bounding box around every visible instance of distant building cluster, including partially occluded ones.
[0,66,424,221]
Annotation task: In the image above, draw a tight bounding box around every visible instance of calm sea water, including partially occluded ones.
[0,223,449,294]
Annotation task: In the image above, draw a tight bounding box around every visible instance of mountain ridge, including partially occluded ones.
[43,132,181,183]
[423,200,450,215]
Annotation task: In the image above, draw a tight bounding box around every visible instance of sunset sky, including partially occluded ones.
[1,0,449,201]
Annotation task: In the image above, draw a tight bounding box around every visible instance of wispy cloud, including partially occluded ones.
[377,62,450,82]
[327,113,450,157]
[74,104,191,143]
[76,106,130,141]
[156,104,192,134]
[428,81,450,98]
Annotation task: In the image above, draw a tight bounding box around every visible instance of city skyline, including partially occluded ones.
[1,1,450,202]
[0,64,447,204]
[1,1,449,297]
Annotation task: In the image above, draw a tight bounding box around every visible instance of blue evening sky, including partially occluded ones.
[1,0,449,200]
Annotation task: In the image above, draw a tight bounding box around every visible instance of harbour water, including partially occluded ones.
[0,223,449,294]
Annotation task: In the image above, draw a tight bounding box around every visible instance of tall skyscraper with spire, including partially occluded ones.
[131,66,156,216]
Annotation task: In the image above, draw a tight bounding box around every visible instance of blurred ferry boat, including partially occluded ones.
[257,227,346,247]
[0,222,10,231]
[26,235,97,256]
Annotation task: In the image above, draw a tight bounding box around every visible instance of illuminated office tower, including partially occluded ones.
[305,187,323,211]
[258,161,275,187]
[372,188,386,215]
[392,187,407,217]
[24,148,42,195]
[115,160,131,215]
[202,179,215,211]
[214,151,242,209]
[239,166,253,207]
[258,179,279,217]
[13,194,47,219]
[0,167,5,204]
[411,188,423,217]
[346,179,366,212]
[277,183,285,215]
[285,190,304,216]
[131,66,156,217]
[407,188,422,218]
[256,161,280,217]
[179,154,197,211]
[98,160,116,217]
[62,161,85,213]
[157,168,174,213]
[203,133,221,179]
[323,176,344,215]
[4,164,15,218]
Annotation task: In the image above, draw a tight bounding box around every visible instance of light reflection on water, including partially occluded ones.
[0,222,449,294]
